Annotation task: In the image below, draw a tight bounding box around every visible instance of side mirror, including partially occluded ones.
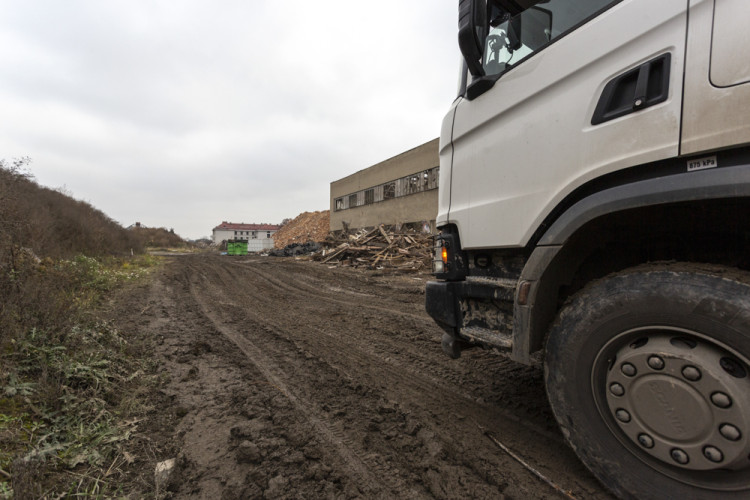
[522,7,553,50]
[458,0,487,77]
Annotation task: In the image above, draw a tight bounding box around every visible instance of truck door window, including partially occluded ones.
[483,0,620,76]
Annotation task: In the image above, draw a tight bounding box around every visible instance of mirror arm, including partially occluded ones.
[458,0,486,77]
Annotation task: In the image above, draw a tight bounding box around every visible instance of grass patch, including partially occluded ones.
[0,254,159,498]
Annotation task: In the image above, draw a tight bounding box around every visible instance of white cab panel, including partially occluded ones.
[682,0,750,154]
[437,102,458,226]
[446,0,687,249]
[710,0,750,87]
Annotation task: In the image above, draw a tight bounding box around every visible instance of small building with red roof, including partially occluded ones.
[212,221,281,251]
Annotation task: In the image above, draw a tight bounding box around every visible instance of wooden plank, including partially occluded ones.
[321,244,350,263]
[379,225,392,245]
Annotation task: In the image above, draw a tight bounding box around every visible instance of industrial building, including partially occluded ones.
[330,138,439,232]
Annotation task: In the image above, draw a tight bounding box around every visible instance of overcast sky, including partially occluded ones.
[0,1,459,239]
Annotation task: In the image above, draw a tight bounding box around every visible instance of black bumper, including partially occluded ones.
[426,278,519,328]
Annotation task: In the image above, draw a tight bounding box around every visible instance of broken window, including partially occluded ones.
[399,178,406,195]
[428,167,439,190]
[406,175,421,194]
[336,166,440,211]
[383,182,395,200]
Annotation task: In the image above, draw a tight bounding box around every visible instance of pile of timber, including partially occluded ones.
[313,225,433,272]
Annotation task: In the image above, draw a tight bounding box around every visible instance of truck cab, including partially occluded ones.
[427,1,750,498]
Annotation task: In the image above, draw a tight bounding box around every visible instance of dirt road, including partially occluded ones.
[120,254,614,499]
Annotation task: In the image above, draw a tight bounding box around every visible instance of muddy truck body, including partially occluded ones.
[426,0,750,498]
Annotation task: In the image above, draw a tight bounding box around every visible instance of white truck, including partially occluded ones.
[426,1,750,498]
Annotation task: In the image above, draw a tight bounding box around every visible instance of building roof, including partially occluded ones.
[213,221,281,231]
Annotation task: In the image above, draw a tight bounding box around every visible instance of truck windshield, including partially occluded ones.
[483,0,618,76]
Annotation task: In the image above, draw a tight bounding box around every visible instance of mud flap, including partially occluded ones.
[425,281,460,328]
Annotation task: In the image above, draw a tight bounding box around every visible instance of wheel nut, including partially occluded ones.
[704,446,724,463]
[615,409,631,423]
[711,392,732,409]
[682,365,702,381]
[720,424,741,441]
[638,434,654,449]
[671,449,689,465]
[648,356,665,370]
[610,383,625,397]
[621,363,637,377]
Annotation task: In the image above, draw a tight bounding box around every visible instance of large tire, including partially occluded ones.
[545,263,750,500]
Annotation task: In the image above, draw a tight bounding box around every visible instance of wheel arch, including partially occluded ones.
[514,163,750,359]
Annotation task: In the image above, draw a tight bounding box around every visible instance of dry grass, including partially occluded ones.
[0,159,163,497]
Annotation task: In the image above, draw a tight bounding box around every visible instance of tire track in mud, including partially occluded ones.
[225,259,562,439]
[183,256,610,498]
[184,261,519,497]
[183,277,398,498]
[225,259,562,441]
[228,258,430,322]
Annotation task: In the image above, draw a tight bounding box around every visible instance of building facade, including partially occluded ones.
[212,222,281,251]
[330,138,439,232]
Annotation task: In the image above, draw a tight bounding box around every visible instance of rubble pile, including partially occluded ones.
[313,225,433,272]
[273,211,330,249]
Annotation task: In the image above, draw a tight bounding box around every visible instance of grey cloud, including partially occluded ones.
[0,0,458,239]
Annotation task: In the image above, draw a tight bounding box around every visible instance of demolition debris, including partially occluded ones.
[313,225,433,272]
[272,211,330,249]
[270,211,433,272]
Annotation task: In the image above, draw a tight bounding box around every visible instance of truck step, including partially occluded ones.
[460,326,513,350]
[464,276,517,302]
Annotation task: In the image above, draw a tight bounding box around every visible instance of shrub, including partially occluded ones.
[0,159,160,496]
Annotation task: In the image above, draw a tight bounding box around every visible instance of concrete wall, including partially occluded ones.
[247,239,275,252]
[330,138,439,231]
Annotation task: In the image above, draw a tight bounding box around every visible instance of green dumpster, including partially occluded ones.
[226,239,248,256]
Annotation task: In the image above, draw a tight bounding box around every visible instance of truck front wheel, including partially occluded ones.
[545,264,750,499]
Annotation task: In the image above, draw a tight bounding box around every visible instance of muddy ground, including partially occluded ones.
[112,254,615,499]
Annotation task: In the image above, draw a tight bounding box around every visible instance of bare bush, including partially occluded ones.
[0,158,145,259]
[130,226,187,249]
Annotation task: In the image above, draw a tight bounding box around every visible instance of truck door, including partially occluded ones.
[681,0,750,154]
[448,0,689,249]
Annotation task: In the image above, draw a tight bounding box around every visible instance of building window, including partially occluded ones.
[334,166,439,211]
[267,232,271,238]
[383,182,395,200]
[406,175,421,194]
[428,166,439,190]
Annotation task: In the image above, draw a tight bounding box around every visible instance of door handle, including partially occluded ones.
[633,62,651,109]
[592,53,671,125]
